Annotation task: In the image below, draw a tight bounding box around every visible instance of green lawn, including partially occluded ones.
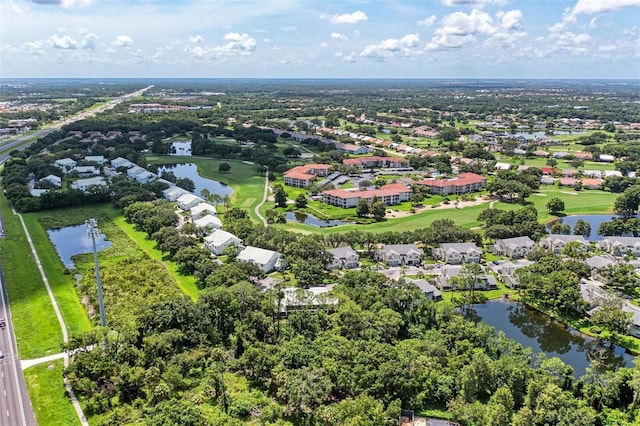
[146,156,265,223]
[24,361,81,426]
[0,194,63,358]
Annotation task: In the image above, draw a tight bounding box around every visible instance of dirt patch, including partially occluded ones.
[81,294,96,319]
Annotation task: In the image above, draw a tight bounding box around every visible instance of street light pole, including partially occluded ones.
[86,218,106,328]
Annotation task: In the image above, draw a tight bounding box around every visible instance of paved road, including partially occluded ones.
[0,259,36,426]
[0,85,153,164]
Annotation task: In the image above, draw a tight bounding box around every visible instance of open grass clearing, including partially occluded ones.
[0,194,63,358]
[24,361,80,426]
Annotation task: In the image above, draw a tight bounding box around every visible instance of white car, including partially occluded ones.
[0,351,4,359]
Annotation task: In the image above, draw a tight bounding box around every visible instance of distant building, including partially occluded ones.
[54,158,77,173]
[598,237,640,257]
[71,166,100,177]
[539,234,589,254]
[492,236,536,259]
[193,214,222,233]
[110,157,136,169]
[40,174,62,187]
[342,156,409,169]
[279,286,339,317]
[191,202,217,219]
[163,186,189,202]
[177,193,204,211]
[84,155,106,165]
[432,243,482,264]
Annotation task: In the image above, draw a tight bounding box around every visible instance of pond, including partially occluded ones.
[547,215,624,241]
[47,224,112,269]
[464,298,634,377]
[157,163,233,199]
[286,211,352,228]
[170,141,192,156]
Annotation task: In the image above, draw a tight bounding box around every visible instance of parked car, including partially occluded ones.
[0,351,4,359]
[0,318,5,329]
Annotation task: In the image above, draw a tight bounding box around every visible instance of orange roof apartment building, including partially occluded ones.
[342,156,409,169]
[322,183,411,208]
[415,172,487,196]
[283,164,332,188]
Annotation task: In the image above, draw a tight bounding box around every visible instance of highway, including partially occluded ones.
[0,84,153,424]
[0,259,36,426]
[0,85,153,164]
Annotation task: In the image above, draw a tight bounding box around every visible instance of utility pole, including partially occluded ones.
[86,218,106,328]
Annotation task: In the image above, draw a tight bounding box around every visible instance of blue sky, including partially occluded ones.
[1,0,639,79]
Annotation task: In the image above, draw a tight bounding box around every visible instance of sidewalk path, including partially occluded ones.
[254,166,269,227]
[13,207,89,426]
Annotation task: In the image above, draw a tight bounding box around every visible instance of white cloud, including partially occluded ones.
[360,33,420,61]
[48,34,78,49]
[278,26,297,32]
[623,26,637,36]
[331,32,349,41]
[442,0,508,6]
[573,0,640,15]
[31,0,93,7]
[426,8,498,50]
[81,33,97,50]
[342,52,357,62]
[219,32,256,54]
[263,38,271,43]
[498,10,522,30]
[330,11,368,24]
[599,44,618,52]
[187,32,257,60]
[112,35,133,47]
[24,41,43,50]
[189,35,204,43]
[417,15,437,27]
[484,30,526,48]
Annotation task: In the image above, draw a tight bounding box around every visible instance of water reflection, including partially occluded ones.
[286,211,352,228]
[170,141,192,156]
[547,215,624,242]
[47,224,112,269]
[157,163,233,198]
[466,298,634,376]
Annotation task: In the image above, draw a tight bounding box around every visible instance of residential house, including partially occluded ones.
[599,154,615,162]
[71,166,100,177]
[133,170,157,184]
[333,142,369,155]
[322,183,411,208]
[582,178,604,189]
[30,189,50,197]
[598,236,640,257]
[84,155,106,165]
[163,185,189,202]
[204,230,242,255]
[574,152,593,160]
[496,260,534,288]
[40,174,62,187]
[326,246,359,270]
[492,236,536,259]
[415,173,486,196]
[191,202,217,219]
[376,243,423,266]
[70,176,108,192]
[436,265,497,291]
[584,255,617,283]
[126,166,147,179]
[279,285,339,317]
[495,162,512,170]
[559,177,578,187]
[432,243,482,264]
[539,234,589,254]
[54,158,77,173]
[177,193,204,211]
[237,246,287,272]
[193,214,222,233]
[540,176,555,185]
[110,157,136,169]
[283,163,331,188]
[405,278,442,301]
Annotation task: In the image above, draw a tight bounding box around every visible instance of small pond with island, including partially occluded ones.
[47,224,112,269]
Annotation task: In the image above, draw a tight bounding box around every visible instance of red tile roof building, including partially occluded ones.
[415,172,487,196]
[343,156,409,169]
[283,164,332,188]
[322,183,411,208]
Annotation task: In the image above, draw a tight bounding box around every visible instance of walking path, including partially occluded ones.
[254,166,269,226]
[13,207,89,426]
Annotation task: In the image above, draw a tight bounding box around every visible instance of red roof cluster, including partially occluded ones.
[343,156,408,166]
[323,183,410,199]
[416,172,486,188]
[284,164,331,180]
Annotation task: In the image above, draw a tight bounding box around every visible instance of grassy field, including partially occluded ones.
[0,194,63,359]
[24,361,80,426]
[146,156,266,223]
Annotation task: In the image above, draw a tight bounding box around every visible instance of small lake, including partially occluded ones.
[547,215,625,241]
[157,163,233,199]
[286,211,352,228]
[170,141,192,156]
[47,224,112,269]
[465,299,634,377]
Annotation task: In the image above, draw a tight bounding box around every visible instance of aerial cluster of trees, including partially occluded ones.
[478,206,546,240]
[486,169,541,204]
